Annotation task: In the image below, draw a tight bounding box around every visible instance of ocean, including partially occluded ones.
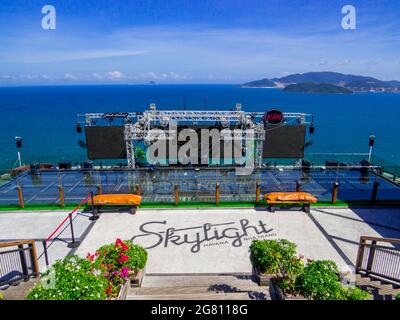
[0,84,399,170]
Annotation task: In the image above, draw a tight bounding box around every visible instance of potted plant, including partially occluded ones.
[27,255,109,300]
[89,238,148,298]
[295,260,371,300]
[250,239,304,291]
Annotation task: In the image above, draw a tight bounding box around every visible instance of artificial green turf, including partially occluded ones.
[1,199,400,211]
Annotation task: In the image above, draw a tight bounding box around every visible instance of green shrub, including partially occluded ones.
[250,239,297,273]
[89,239,147,296]
[27,255,108,300]
[250,239,304,294]
[396,292,400,300]
[0,292,3,300]
[295,260,344,300]
[343,287,371,300]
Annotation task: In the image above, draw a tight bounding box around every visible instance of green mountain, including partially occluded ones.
[282,82,353,94]
[242,78,276,87]
[243,71,400,93]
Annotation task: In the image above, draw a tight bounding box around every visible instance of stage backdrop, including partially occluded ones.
[85,126,126,159]
[263,124,306,158]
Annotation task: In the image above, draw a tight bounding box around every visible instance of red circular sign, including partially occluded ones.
[264,109,284,124]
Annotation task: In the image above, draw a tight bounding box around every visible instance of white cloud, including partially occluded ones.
[64,73,78,80]
[91,73,103,80]
[140,71,187,81]
[106,70,125,80]
[140,71,158,80]
[41,74,51,80]
[19,74,37,80]
[0,74,13,79]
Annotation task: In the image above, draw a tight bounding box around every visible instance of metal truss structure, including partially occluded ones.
[78,104,312,169]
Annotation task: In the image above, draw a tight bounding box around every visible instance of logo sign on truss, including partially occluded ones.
[264,109,284,124]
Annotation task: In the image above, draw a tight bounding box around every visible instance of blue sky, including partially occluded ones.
[0,0,399,85]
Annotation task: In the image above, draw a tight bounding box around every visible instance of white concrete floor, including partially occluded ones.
[0,210,94,270]
[1,207,399,274]
[75,208,350,274]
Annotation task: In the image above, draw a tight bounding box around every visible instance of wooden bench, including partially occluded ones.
[88,194,142,215]
[264,192,317,213]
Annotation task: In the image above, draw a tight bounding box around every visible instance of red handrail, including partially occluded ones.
[45,193,92,243]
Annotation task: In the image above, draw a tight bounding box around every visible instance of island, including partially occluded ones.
[242,71,400,93]
[282,82,353,94]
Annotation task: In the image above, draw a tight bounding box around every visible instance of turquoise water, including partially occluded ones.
[0,84,399,169]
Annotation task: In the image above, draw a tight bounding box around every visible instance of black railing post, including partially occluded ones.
[67,213,80,248]
[18,244,29,279]
[42,241,49,267]
[89,191,99,221]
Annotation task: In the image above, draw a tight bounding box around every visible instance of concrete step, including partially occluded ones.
[141,275,258,289]
[127,292,258,300]
[356,274,400,300]
[0,277,40,300]
[131,285,269,295]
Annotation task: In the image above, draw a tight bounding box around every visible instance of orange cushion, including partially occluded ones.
[88,194,142,206]
[264,192,317,203]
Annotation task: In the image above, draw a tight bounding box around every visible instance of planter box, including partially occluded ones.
[254,265,274,286]
[116,280,130,300]
[271,278,307,300]
[129,267,145,288]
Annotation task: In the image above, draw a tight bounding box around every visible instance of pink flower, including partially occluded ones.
[120,267,130,278]
[86,253,95,262]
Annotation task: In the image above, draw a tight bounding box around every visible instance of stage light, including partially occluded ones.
[76,123,82,133]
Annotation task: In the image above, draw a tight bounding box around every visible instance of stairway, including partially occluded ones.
[126,274,272,300]
[356,274,400,300]
[0,277,40,300]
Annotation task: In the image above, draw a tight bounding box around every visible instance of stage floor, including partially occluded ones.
[1,168,400,206]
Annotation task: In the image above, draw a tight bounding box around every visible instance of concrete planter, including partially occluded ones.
[271,278,307,300]
[254,265,274,286]
[129,267,145,288]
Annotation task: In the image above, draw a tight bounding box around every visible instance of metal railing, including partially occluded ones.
[356,236,400,285]
[40,192,95,267]
[0,240,39,287]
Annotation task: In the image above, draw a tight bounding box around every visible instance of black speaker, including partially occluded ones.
[326,160,339,168]
[76,123,82,133]
[59,161,71,170]
[30,163,40,174]
[83,160,93,169]
[15,137,22,148]
[369,135,375,147]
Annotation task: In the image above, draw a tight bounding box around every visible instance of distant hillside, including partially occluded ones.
[282,82,353,94]
[243,71,400,93]
[242,78,276,87]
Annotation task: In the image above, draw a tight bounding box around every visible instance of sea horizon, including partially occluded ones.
[1,84,399,171]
